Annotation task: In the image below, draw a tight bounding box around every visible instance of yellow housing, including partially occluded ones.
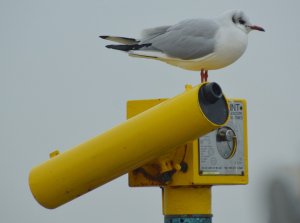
[29,82,229,209]
[129,99,248,187]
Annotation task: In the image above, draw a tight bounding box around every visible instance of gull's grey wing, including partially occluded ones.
[141,25,171,40]
[141,19,219,60]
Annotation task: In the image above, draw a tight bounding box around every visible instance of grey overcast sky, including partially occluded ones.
[1,1,300,223]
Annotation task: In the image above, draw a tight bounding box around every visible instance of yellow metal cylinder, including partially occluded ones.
[29,82,228,209]
[163,186,212,215]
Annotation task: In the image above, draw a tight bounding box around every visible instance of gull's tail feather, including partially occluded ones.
[105,43,152,52]
[99,35,139,45]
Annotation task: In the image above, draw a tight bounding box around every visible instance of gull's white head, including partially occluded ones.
[222,10,265,34]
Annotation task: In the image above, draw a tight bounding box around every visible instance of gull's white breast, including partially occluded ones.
[211,25,248,69]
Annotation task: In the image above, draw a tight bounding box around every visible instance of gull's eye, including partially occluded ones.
[239,19,246,25]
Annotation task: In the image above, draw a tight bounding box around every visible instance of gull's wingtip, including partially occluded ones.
[99,35,108,39]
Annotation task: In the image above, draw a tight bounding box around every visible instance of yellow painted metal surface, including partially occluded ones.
[129,99,248,186]
[29,83,228,209]
[163,186,211,215]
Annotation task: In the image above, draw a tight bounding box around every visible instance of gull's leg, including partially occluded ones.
[201,69,205,83]
[201,69,208,83]
[204,70,208,82]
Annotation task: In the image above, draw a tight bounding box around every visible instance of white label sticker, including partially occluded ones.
[199,101,245,175]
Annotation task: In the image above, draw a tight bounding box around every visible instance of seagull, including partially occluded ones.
[100,10,264,82]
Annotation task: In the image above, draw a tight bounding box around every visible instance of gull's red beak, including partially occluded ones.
[248,25,265,32]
